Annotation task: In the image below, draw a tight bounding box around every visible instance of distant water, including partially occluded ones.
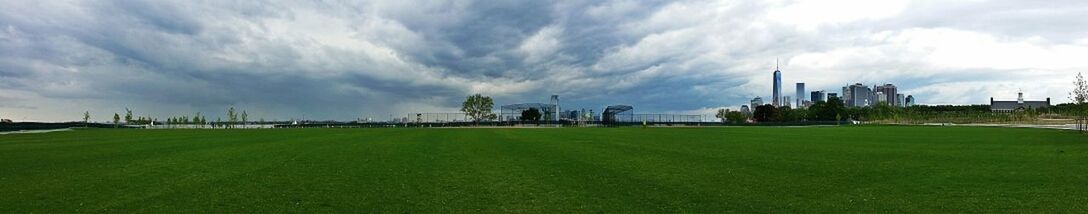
[0,128,74,135]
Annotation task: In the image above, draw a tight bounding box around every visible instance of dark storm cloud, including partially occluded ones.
[0,0,1086,121]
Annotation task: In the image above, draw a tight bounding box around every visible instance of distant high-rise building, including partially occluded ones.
[841,86,850,105]
[844,83,872,107]
[782,96,792,108]
[795,83,805,108]
[751,97,764,107]
[875,91,887,104]
[905,95,915,106]
[896,94,905,107]
[550,94,560,121]
[827,92,838,100]
[810,90,826,103]
[874,84,898,106]
[740,105,751,116]
[773,60,782,106]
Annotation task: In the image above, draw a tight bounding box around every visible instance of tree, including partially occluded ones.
[461,94,495,123]
[776,106,793,122]
[228,107,237,129]
[1072,72,1088,104]
[725,110,747,124]
[194,112,203,127]
[113,113,120,127]
[83,111,90,124]
[753,104,778,122]
[1072,72,1088,133]
[807,97,847,121]
[124,108,133,124]
[715,109,728,123]
[520,108,542,121]
[241,110,248,127]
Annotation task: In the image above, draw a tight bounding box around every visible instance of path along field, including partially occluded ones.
[0,126,1086,212]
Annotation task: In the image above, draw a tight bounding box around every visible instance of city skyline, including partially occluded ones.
[1,0,1086,121]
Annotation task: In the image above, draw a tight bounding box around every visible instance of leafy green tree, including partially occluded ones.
[520,108,542,121]
[725,110,747,124]
[124,108,133,124]
[228,107,237,129]
[807,97,847,121]
[194,112,203,127]
[753,104,777,122]
[83,111,90,124]
[776,106,793,122]
[1072,72,1088,104]
[715,108,728,123]
[113,113,120,127]
[1072,72,1088,132]
[241,110,248,127]
[461,94,495,123]
[868,102,895,121]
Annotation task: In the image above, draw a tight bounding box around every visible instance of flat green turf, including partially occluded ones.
[1,126,1086,212]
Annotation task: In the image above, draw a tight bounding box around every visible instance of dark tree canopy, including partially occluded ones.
[725,110,747,123]
[520,108,542,121]
[807,97,847,121]
[753,104,777,122]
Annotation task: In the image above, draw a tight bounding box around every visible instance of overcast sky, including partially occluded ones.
[2,0,1086,121]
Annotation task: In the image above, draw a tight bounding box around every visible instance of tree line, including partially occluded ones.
[82,107,260,128]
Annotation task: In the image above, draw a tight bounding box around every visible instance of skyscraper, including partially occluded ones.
[905,95,915,106]
[773,60,782,106]
[844,83,872,107]
[751,97,764,107]
[875,91,887,104]
[874,84,898,106]
[550,94,560,121]
[810,90,826,103]
[896,94,905,107]
[841,86,850,106]
[795,83,805,108]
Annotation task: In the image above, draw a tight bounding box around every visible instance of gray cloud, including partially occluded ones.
[1,0,1086,121]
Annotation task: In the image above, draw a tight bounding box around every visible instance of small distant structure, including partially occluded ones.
[501,103,557,121]
[750,97,763,107]
[0,119,12,123]
[602,105,634,123]
[990,90,1050,112]
[550,95,560,122]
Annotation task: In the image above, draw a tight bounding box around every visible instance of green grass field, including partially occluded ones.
[1,126,1086,212]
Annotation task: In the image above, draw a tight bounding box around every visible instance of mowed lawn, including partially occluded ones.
[1,126,1086,212]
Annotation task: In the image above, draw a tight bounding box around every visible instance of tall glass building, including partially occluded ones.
[795,82,805,107]
[773,66,782,107]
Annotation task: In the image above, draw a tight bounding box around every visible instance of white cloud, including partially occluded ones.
[767,0,911,30]
[518,25,563,63]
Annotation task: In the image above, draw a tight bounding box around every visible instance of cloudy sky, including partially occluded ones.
[1,0,1086,121]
